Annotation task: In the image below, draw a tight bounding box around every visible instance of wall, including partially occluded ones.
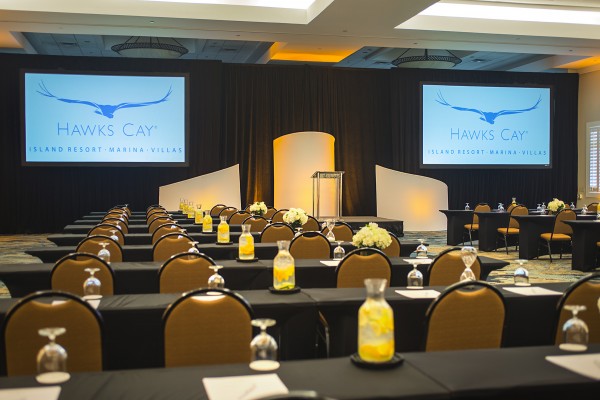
[577,68,600,206]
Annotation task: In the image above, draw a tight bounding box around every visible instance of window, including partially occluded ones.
[587,121,600,196]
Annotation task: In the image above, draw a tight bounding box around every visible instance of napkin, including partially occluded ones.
[0,386,61,400]
[546,353,600,380]
[502,286,562,296]
[203,373,288,400]
[395,289,440,299]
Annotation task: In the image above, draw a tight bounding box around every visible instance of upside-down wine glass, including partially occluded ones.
[208,265,225,288]
[460,246,477,282]
[83,268,102,300]
[108,229,120,244]
[333,240,345,260]
[536,204,542,212]
[559,305,589,352]
[416,239,428,259]
[187,241,200,254]
[36,327,70,384]
[294,227,303,238]
[498,203,504,212]
[570,202,576,209]
[97,242,111,264]
[250,318,279,371]
[513,260,530,286]
[325,219,336,242]
[406,260,424,289]
[464,202,470,211]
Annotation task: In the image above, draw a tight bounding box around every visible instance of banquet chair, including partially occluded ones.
[2,290,104,376]
[496,204,528,254]
[109,206,131,217]
[464,203,491,245]
[152,223,186,245]
[242,215,269,232]
[163,288,253,366]
[148,216,176,234]
[260,223,295,243]
[335,248,391,288]
[146,206,166,218]
[51,252,114,296]
[588,202,599,213]
[382,231,401,258]
[554,272,600,345]
[539,208,576,262]
[264,207,278,220]
[210,204,227,217]
[104,212,129,223]
[270,209,289,223]
[303,215,321,231]
[426,247,481,286]
[228,211,251,225]
[76,235,123,263]
[158,252,216,293]
[424,281,505,352]
[289,231,331,259]
[147,210,170,222]
[101,217,129,234]
[219,206,238,219]
[88,223,125,246]
[153,232,196,262]
[321,221,354,242]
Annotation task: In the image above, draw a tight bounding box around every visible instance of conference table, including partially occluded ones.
[23,241,425,263]
[0,256,508,297]
[439,210,473,246]
[563,220,600,271]
[0,282,575,376]
[64,222,245,234]
[47,231,261,246]
[1,345,598,399]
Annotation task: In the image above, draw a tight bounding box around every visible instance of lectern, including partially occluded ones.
[311,171,344,219]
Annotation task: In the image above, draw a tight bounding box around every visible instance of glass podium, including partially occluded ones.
[311,171,344,219]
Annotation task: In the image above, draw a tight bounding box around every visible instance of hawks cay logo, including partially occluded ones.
[435,91,541,125]
[36,81,172,119]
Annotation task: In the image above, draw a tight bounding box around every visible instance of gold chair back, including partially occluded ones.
[260,223,295,243]
[382,232,401,258]
[471,203,491,226]
[554,209,576,235]
[228,211,251,225]
[426,247,481,286]
[3,291,103,376]
[159,252,216,293]
[303,216,321,231]
[289,232,331,259]
[152,223,186,245]
[264,207,278,219]
[335,248,392,288]
[425,281,505,352]
[588,202,599,213]
[88,224,125,246]
[554,273,600,344]
[321,222,354,242]
[219,207,238,219]
[101,218,128,234]
[242,216,269,232]
[51,253,114,296]
[76,235,123,262]
[153,232,195,262]
[271,209,288,223]
[210,204,227,217]
[163,288,252,366]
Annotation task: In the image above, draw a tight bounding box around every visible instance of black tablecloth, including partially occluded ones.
[64,222,243,234]
[0,346,598,399]
[0,256,507,297]
[25,241,425,263]
[48,231,260,246]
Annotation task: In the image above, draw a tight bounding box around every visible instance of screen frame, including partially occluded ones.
[419,81,554,170]
[20,69,190,167]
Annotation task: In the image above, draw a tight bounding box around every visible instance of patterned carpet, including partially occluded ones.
[0,231,597,298]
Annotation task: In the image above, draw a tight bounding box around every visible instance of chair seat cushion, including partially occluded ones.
[540,233,571,241]
[497,228,519,235]
[464,224,479,230]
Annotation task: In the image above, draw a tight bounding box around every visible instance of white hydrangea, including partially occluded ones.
[283,208,308,228]
[352,222,392,250]
[547,198,565,213]
[249,201,267,216]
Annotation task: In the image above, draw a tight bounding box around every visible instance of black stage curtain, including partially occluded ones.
[0,54,578,233]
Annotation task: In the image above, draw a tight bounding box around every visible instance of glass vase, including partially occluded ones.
[239,224,255,259]
[202,210,213,233]
[358,278,394,363]
[273,240,295,290]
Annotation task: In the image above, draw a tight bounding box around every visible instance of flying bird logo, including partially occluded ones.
[435,91,542,125]
[36,81,172,119]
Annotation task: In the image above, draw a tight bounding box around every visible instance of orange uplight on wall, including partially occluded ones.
[271,49,356,63]
[273,132,335,213]
[0,32,22,49]
[556,56,600,70]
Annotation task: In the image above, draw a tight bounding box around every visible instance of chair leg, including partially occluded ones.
[546,241,553,262]
[504,234,508,255]
[469,229,473,246]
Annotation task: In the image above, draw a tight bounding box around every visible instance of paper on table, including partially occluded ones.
[502,286,562,296]
[53,299,101,309]
[403,258,433,264]
[395,289,440,299]
[546,353,600,380]
[320,260,340,267]
[203,373,288,400]
[0,386,61,400]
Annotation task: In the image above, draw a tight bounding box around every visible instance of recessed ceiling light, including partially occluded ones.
[142,0,316,9]
[416,2,600,25]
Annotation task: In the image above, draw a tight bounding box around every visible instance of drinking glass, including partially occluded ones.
[498,203,504,212]
[582,204,588,215]
[570,202,575,209]
[541,202,547,211]
[406,260,423,289]
[294,227,303,237]
[464,202,470,211]
[460,246,477,282]
[325,219,336,242]
[187,241,200,254]
[83,268,102,299]
[513,259,530,286]
[108,229,120,244]
[536,204,542,212]
[250,318,279,371]
[559,305,589,352]
[207,265,225,288]
[36,327,70,384]
[416,238,428,258]
[97,242,110,264]
[333,240,345,260]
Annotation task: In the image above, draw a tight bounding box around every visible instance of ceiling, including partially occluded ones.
[2,0,600,72]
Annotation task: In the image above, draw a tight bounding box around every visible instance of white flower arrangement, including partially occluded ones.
[352,222,392,250]
[547,198,565,214]
[283,208,308,228]
[249,201,268,216]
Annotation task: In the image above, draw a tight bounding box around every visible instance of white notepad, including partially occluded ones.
[402,258,433,264]
[202,373,288,400]
[320,260,340,267]
[546,353,600,380]
[0,386,61,400]
[395,289,440,299]
[502,286,562,296]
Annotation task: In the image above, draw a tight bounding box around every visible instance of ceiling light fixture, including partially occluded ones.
[111,36,188,58]
[391,49,462,69]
